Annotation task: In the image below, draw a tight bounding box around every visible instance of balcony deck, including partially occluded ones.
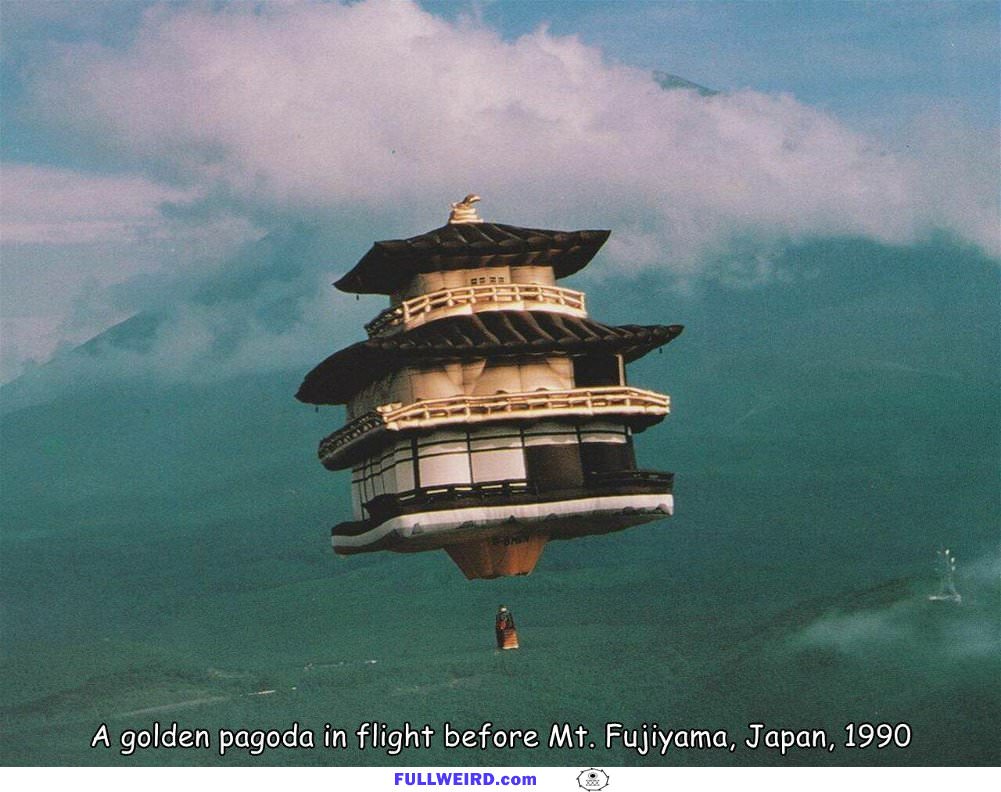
[319,386,670,469]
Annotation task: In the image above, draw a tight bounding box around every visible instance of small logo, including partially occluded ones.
[577,768,610,791]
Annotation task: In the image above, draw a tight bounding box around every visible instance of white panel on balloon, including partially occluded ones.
[471,448,527,483]
[418,429,467,456]
[524,421,578,446]
[469,430,522,452]
[419,453,472,487]
[580,422,628,444]
[394,459,415,493]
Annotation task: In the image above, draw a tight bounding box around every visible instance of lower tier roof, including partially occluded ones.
[296,310,682,405]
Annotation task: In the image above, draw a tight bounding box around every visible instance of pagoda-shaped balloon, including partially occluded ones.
[296,196,683,579]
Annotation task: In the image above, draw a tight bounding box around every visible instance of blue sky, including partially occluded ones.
[1,0,998,383]
[429,1,1000,128]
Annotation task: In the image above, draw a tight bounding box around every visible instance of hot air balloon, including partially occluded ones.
[296,196,683,579]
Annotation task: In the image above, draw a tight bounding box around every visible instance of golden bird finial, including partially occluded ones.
[448,194,483,224]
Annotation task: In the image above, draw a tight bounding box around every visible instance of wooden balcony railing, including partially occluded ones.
[319,386,669,469]
[363,479,535,524]
[365,283,587,337]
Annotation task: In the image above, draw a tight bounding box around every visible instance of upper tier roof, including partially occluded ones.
[296,310,683,405]
[334,223,611,295]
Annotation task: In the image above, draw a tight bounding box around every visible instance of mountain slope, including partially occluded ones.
[1,233,998,765]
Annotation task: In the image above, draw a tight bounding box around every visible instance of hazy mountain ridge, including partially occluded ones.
[1,232,998,765]
[653,70,719,97]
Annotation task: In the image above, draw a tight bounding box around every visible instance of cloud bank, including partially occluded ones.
[4,0,998,384]
[794,551,1001,661]
[0,165,258,382]
[24,0,999,259]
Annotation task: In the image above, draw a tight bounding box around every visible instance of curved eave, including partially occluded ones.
[334,224,611,295]
[296,312,683,405]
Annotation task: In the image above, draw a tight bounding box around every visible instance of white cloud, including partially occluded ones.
[1,165,191,245]
[795,550,1001,661]
[4,0,998,386]
[22,0,998,262]
[0,165,259,381]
